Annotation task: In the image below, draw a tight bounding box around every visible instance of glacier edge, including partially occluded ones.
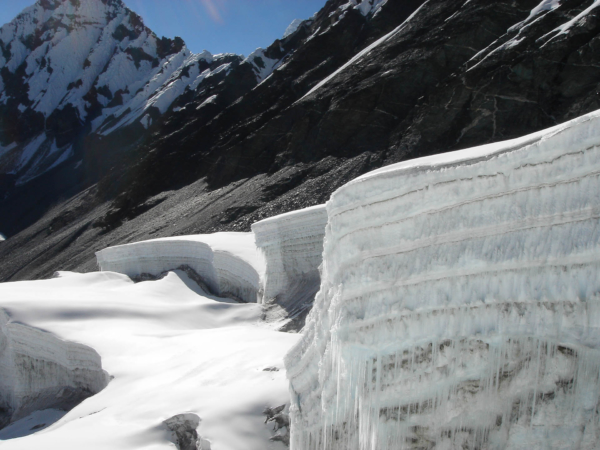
[285,109,600,450]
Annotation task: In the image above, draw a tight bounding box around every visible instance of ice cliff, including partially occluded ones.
[253,205,328,326]
[285,110,600,449]
[96,232,263,303]
[96,206,329,327]
[0,309,108,428]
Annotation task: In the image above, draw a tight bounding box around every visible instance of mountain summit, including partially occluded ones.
[0,0,284,189]
[0,0,190,184]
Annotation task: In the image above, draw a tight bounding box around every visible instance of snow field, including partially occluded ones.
[0,270,298,449]
[0,206,330,446]
[286,110,600,449]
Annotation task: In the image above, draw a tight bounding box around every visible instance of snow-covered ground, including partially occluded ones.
[5,80,600,449]
[0,270,298,449]
[286,110,600,449]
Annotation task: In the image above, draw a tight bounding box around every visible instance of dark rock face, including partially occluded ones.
[264,404,290,446]
[163,414,204,450]
[2,0,600,283]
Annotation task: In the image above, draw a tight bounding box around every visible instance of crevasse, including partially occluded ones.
[285,110,600,449]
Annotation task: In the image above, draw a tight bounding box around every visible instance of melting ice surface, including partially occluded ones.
[285,110,600,449]
[0,270,298,449]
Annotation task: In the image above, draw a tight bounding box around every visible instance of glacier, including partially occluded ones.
[96,232,263,304]
[96,205,329,327]
[0,308,108,429]
[253,205,328,326]
[81,207,330,445]
[283,19,305,39]
[4,106,600,449]
[285,109,600,449]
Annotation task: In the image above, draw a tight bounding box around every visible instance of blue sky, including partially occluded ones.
[1,0,326,56]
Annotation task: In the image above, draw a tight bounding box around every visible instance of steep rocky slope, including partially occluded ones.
[0,0,282,233]
[3,0,600,282]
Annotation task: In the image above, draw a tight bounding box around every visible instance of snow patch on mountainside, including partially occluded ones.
[542,0,600,42]
[331,0,389,22]
[300,1,427,101]
[472,0,599,71]
[353,0,389,16]
[13,133,47,172]
[525,0,562,23]
[286,109,600,449]
[283,19,304,39]
[244,49,283,82]
[96,48,211,134]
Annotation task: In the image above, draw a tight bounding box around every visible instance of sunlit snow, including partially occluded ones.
[97,232,264,304]
[283,19,304,39]
[0,270,297,449]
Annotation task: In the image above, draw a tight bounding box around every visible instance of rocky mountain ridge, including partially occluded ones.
[2,0,600,282]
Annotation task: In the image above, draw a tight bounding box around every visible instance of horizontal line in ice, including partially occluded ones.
[332,166,600,247]
[337,206,600,274]
[341,252,600,303]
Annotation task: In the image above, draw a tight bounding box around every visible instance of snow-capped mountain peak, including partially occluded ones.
[0,0,298,187]
[0,0,194,184]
